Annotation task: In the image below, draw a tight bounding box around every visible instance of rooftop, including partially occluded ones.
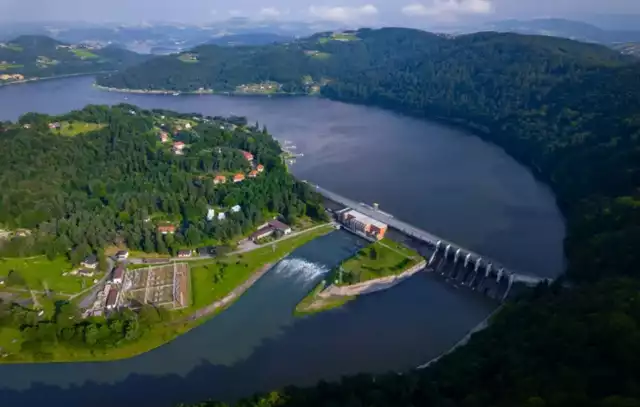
[268,219,291,231]
[343,209,388,230]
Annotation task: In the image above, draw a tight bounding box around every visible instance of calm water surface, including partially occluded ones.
[0,77,565,406]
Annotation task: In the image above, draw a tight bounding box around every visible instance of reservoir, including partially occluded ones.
[0,77,565,406]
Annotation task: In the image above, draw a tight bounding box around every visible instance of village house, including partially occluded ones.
[81,254,98,269]
[105,288,120,310]
[248,170,258,178]
[251,225,275,242]
[231,205,241,213]
[269,219,292,235]
[111,266,125,284]
[217,212,226,221]
[257,164,265,172]
[177,250,192,258]
[116,250,129,260]
[184,122,192,129]
[250,219,292,242]
[157,225,176,234]
[159,131,169,143]
[173,141,186,155]
[233,173,245,183]
[240,150,254,161]
[48,122,61,129]
[206,208,216,221]
[213,175,226,184]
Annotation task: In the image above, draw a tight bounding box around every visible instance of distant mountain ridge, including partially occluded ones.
[0,34,148,82]
[484,18,640,44]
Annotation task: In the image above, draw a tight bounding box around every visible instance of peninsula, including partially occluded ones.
[96,28,640,407]
[0,104,330,362]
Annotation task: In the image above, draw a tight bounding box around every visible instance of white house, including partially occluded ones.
[231,205,241,213]
[217,212,226,221]
[206,208,216,221]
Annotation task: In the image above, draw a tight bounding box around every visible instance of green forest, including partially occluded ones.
[96,28,640,407]
[0,104,328,360]
[0,35,148,80]
[0,105,326,260]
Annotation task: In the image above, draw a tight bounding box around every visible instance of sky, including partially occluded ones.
[2,0,640,26]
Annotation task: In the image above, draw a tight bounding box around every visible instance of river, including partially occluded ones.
[0,76,565,406]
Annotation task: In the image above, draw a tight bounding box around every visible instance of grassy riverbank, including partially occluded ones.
[337,238,421,285]
[0,224,334,363]
[294,280,354,316]
[94,83,311,97]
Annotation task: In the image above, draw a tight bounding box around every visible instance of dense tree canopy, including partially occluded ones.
[101,28,640,407]
[0,35,148,79]
[0,104,327,261]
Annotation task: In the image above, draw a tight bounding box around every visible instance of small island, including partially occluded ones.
[0,104,330,363]
[296,209,426,316]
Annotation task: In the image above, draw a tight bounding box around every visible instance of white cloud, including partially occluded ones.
[401,0,493,20]
[228,9,243,17]
[309,4,379,22]
[259,7,281,18]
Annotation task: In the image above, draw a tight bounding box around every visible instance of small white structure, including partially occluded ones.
[217,212,226,221]
[231,205,241,213]
[184,123,192,129]
[206,208,216,221]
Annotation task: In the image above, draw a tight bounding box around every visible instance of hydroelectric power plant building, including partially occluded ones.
[340,209,388,240]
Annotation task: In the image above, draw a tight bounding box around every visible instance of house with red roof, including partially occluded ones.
[233,173,245,183]
[240,150,254,161]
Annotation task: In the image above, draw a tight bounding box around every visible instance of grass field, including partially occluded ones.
[0,63,23,71]
[294,281,355,316]
[53,121,105,137]
[0,256,91,295]
[71,49,99,59]
[178,54,199,63]
[190,224,334,308]
[339,238,421,284]
[318,33,359,44]
[3,44,23,52]
[0,224,334,363]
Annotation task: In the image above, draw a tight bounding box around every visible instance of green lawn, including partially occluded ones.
[191,225,334,308]
[0,256,91,295]
[339,239,421,285]
[53,121,105,137]
[3,44,23,52]
[332,33,359,41]
[178,54,199,63]
[0,224,334,363]
[0,64,23,71]
[71,49,99,59]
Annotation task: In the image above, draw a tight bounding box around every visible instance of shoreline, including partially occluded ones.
[0,225,333,364]
[296,260,427,315]
[0,71,114,88]
[93,83,312,97]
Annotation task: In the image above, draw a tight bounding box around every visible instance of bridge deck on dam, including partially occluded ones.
[308,183,547,286]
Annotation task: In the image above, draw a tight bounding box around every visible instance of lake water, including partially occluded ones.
[0,76,565,406]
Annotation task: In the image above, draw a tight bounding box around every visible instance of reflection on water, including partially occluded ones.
[0,77,565,406]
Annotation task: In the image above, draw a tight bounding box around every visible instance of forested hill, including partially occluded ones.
[96,28,630,94]
[0,105,326,261]
[154,29,640,407]
[0,35,148,82]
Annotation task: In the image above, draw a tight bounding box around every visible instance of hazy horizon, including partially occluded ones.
[3,0,640,28]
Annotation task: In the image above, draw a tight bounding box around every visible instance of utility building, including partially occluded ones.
[340,209,387,240]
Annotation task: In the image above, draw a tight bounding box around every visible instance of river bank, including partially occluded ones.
[296,260,427,315]
[94,83,312,97]
[0,225,334,364]
[0,71,114,88]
